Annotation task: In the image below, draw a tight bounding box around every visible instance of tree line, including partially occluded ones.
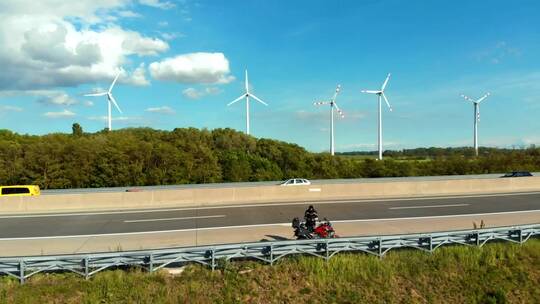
[0,124,538,189]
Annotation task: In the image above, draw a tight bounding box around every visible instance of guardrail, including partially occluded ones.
[1,224,538,284]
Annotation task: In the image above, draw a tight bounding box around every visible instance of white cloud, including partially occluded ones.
[160,32,184,41]
[84,100,94,107]
[37,92,78,106]
[158,21,169,27]
[149,53,234,84]
[145,106,175,114]
[182,87,222,99]
[473,41,522,65]
[139,0,175,10]
[0,0,168,91]
[43,109,76,118]
[125,63,150,86]
[118,28,169,56]
[0,1,128,24]
[0,105,23,112]
[117,10,141,18]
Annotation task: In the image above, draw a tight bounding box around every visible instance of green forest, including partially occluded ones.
[0,124,539,189]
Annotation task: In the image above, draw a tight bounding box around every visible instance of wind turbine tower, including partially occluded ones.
[227,70,268,135]
[84,72,123,131]
[361,73,393,160]
[314,84,344,156]
[461,92,490,156]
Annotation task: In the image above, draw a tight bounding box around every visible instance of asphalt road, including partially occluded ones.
[1,191,540,239]
[41,173,539,195]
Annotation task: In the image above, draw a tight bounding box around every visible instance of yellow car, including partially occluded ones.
[0,185,41,196]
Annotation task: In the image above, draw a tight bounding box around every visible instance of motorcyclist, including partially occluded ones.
[292,217,313,239]
[304,205,318,232]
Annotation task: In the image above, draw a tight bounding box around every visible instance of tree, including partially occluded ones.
[72,123,83,137]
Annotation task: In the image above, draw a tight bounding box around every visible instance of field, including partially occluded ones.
[1,239,539,303]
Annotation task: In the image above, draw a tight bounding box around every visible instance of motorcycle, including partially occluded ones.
[292,217,338,239]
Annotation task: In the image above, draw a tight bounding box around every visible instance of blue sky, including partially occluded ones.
[0,0,539,152]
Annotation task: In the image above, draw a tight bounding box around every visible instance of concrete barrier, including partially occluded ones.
[1,176,540,214]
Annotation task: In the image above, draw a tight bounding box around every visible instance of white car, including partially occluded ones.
[280,178,311,186]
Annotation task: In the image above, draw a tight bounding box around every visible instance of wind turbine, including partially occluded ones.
[460,92,490,156]
[84,72,123,131]
[227,70,268,135]
[314,84,344,156]
[361,73,393,160]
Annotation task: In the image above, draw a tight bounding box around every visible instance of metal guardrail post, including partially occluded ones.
[149,253,154,273]
[429,236,433,253]
[518,229,523,244]
[476,232,480,247]
[84,257,89,280]
[19,260,24,284]
[270,244,274,266]
[378,238,383,258]
[325,239,329,262]
[211,249,216,271]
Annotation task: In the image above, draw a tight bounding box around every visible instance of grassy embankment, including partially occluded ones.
[1,239,539,303]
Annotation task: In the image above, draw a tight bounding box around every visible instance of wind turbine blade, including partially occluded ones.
[382,93,393,111]
[249,93,268,106]
[108,93,122,114]
[245,70,249,93]
[381,73,391,91]
[331,84,341,102]
[460,94,475,103]
[361,90,381,94]
[334,103,345,118]
[84,92,107,97]
[476,92,490,103]
[227,94,245,106]
[313,101,330,106]
[108,72,121,93]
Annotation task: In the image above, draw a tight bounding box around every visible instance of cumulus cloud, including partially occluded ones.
[0,105,23,112]
[0,0,169,91]
[182,87,222,99]
[37,92,79,106]
[149,53,235,84]
[139,0,176,10]
[0,1,128,24]
[145,106,175,114]
[125,63,150,86]
[160,32,184,41]
[117,10,141,18]
[43,109,76,118]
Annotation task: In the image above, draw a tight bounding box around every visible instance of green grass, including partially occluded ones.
[1,240,539,303]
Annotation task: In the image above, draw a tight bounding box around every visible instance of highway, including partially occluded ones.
[40,173,539,195]
[1,191,540,239]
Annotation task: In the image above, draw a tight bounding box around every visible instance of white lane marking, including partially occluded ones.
[309,188,321,192]
[1,191,540,219]
[123,215,225,223]
[0,209,539,241]
[389,204,469,210]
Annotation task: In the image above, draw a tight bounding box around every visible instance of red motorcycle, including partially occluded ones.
[292,217,338,239]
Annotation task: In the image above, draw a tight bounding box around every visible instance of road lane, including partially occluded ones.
[1,191,539,238]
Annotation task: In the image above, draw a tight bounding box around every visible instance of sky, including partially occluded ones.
[0,0,539,152]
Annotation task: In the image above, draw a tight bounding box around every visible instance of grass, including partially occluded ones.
[1,240,539,303]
